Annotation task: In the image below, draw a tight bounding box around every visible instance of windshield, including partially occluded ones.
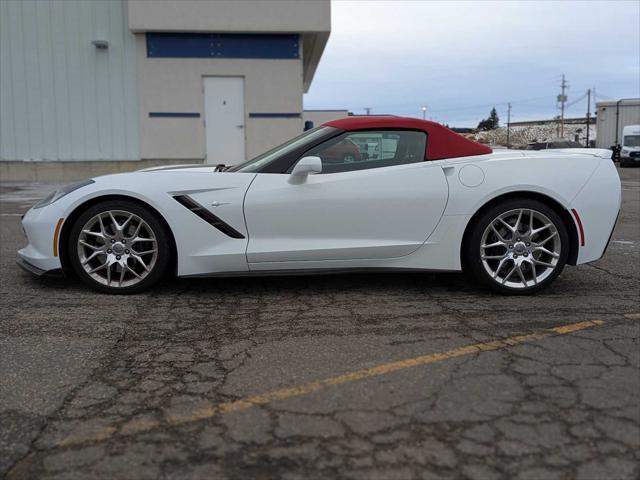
[623,135,640,148]
[227,126,335,172]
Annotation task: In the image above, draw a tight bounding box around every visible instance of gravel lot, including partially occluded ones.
[1,167,638,480]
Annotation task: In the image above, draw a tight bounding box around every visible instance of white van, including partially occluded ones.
[621,125,640,167]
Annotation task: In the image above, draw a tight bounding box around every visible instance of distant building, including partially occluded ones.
[0,0,331,180]
[595,99,640,149]
[303,110,351,130]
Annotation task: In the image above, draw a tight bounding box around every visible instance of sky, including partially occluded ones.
[303,0,640,127]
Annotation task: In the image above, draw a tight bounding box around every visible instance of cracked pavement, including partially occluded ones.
[1,167,639,479]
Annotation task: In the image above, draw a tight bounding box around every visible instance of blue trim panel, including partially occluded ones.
[249,113,301,118]
[147,33,299,59]
[149,112,200,118]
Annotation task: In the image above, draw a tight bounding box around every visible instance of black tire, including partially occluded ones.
[68,200,171,294]
[620,159,630,168]
[464,198,570,295]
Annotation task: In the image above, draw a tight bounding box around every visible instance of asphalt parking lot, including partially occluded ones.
[1,167,639,480]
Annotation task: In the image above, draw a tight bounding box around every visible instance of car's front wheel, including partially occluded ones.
[465,199,569,294]
[68,200,171,294]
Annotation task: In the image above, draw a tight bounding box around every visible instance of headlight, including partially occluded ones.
[32,179,95,209]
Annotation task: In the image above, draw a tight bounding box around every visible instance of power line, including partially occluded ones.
[566,91,587,108]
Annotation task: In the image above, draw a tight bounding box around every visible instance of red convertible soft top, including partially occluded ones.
[324,116,492,160]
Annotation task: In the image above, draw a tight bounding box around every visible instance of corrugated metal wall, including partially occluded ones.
[596,101,640,149]
[0,0,139,161]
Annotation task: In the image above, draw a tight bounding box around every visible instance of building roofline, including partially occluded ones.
[596,98,640,107]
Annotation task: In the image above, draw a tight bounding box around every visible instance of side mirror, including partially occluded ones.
[289,156,322,184]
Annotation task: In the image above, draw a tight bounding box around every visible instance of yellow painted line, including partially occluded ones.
[59,319,605,448]
[52,218,64,257]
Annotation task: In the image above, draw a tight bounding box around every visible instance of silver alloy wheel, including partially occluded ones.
[480,208,561,289]
[76,210,158,288]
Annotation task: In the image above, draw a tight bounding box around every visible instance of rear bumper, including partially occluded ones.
[570,158,621,264]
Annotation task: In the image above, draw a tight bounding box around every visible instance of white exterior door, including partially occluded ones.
[243,162,449,265]
[204,77,245,165]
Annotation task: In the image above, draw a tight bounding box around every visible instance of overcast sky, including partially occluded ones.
[303,0,640,127]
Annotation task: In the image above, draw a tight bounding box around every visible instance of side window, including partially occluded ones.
[300,130,427,174]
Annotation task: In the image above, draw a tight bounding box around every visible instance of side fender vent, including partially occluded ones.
[173,195,245,239]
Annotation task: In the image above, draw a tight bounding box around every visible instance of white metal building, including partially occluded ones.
[595,99,640,149]
[0,0,330,180]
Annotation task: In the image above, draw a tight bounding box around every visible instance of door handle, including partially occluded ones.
[236,125,245,129]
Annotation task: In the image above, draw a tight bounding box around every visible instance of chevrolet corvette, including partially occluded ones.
[18,117,621,294]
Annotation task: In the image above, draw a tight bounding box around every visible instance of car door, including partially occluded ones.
[243,130,448,265]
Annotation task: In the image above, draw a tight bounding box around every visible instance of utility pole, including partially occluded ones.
[506,102,512,148]
[364,107,371,116]
[557,74,568,137]
[585,89,591,147]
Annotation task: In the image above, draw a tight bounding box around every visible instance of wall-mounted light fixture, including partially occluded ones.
[91,40,109,50]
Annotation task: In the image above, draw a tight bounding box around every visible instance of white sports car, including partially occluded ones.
[18,117,621,294]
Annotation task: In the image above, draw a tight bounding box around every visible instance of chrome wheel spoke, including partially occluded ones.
[482,254,506,260]
[108,211,121,231]
[121,214,134,230]
[132,254,150,272]
[131,236,156,244]
[513,209,523,233]
[502,264,518,284]
[119,264,127,287]
[88,261,108,274]
[132,249,156,256]
[128,221,143,240]
[533,246,560,258]
[531,223,551,236]
[493,257,509,278]
[82,229,105,240]
[482,240,506,249]
[498,218,515,233]
[530,260,539,285]
[490,225,508,242]
[537,231,558,246]
[81,251,103,265]
[128,265,143,279]
[79,240,102,251]
[532,258,555,268]
[98,215,107,236]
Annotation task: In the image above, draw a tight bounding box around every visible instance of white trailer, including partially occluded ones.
[595,99,640,150]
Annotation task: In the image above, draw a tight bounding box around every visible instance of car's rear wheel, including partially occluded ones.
[68,200,171,294]
[465,198,569,294]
